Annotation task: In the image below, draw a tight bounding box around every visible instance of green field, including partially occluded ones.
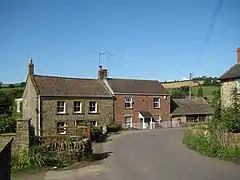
[167,86,220,100]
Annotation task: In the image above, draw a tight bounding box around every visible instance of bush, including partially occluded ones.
[90,126,105,142]
[0,114,16,133]
[183,129,240,160]
[107,123,123,132]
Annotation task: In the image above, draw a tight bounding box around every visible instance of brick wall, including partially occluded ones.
[115,94,170,124]
[41,97,114,136]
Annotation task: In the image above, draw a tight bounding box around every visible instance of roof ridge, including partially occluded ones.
[34,74,97,80]
[108,77,159,82]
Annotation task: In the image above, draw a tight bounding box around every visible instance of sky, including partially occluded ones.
[0,0,240,83]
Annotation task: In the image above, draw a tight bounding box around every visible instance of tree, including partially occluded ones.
[0,91,13,115]
[197,87,204,97]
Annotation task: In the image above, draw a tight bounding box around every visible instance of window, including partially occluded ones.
[125,116,132,128]
[74,101,82,113]
[153,97,160,108]
[125,97,133,108]
[57,122,68,134]
[57,101,66,113]
[89,102,97,113]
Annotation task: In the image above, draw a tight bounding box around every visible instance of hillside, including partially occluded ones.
[161,80,204,88]
[167,86,219,100]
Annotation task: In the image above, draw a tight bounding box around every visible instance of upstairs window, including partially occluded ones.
[89,102,97,113]
[125,97,133,108]
[74,101,82,113]
[57,101,66,114]
[153,98,160,108]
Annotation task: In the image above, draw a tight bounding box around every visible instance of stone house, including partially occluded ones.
[219,48,240,107]
[98,66,171,129]
[22,60,114,136]
[171,98,214,123]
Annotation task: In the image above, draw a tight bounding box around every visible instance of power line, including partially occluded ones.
[195,0,223,66]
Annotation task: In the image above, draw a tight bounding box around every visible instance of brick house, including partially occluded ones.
[98,66,171,129]
[22,60,114,136]
[219,48,240,107]
[171,98,214,124]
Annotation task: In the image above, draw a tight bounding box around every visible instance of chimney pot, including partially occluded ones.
[237,47,240,64]
[99,65,102,70]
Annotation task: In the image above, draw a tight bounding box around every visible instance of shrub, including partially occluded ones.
[107,123,123,132]
[183,129,240,160]
[0,114,16,133]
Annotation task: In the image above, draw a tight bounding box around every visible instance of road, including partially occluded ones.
[104,129,240,180]
[14,129,240,180]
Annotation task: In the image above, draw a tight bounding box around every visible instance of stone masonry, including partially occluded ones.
[41,97,114,136]
[221,80,237,108]
[0,118,30,153]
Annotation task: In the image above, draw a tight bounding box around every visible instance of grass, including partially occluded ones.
[0,87,24,92]
[168,85,220,100]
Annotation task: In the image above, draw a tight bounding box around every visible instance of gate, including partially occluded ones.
[0,138,13,180]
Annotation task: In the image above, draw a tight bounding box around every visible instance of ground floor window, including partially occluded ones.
[125,117,132,128]
[57,122,68,134]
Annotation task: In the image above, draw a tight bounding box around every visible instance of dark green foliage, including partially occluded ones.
[171,86,189,99]
[90,126,104,142]
[197,87,204,97]
[0,114,16,133]
[107,123,123,132]
[0,91,13,115]
[183,130,240,160]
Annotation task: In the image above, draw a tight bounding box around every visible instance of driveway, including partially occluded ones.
[13,129,240,180]
[104,129,240,180]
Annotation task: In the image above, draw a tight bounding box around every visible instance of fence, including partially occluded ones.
[0,138,13,180]
[122,121,181,130]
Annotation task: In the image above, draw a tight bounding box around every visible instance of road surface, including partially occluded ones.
[104,129,240,180]
[14,129,240,180]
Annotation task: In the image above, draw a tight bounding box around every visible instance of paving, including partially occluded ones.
[13,129,240,180]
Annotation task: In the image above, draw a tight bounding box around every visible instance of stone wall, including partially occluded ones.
[22,76,38,135]
[0,119,30,153]
[221,80,237,108]
[41,97,114,136]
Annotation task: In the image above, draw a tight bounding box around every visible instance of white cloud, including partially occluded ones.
[181,77,189,80]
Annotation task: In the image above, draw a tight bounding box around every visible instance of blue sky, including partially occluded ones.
[0,0,239,83]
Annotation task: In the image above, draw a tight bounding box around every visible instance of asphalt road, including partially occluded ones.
[104,129,240,180]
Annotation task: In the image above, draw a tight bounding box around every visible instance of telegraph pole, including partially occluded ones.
[189,72,192,99]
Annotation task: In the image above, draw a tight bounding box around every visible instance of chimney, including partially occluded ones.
[98,65,104,80]
[28,59,34,75]
[237,47,240,64]
[102,69,108,80]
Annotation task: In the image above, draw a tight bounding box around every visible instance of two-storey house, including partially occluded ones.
[22,60,114,136]
[97,66,171,129]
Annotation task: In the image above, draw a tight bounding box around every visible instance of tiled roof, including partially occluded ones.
[33,75,112,97]
[171,98,214,115]
[107,78,169,95]
[219,64,240,80]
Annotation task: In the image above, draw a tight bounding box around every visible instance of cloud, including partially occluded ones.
[181,77,189,81]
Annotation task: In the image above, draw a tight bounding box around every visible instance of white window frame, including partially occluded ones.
[153,97,160,108]
[73,101,82,113]
[57,122,68,135]
[90,121,98,127]
[89,101,97,113]
[125,97,133,108]
[57,101,66,114]
[125,116,132,128]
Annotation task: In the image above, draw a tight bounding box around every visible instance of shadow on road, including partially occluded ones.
[92,152,113,161]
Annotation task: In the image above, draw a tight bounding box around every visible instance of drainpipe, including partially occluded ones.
[38,95,41,136]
